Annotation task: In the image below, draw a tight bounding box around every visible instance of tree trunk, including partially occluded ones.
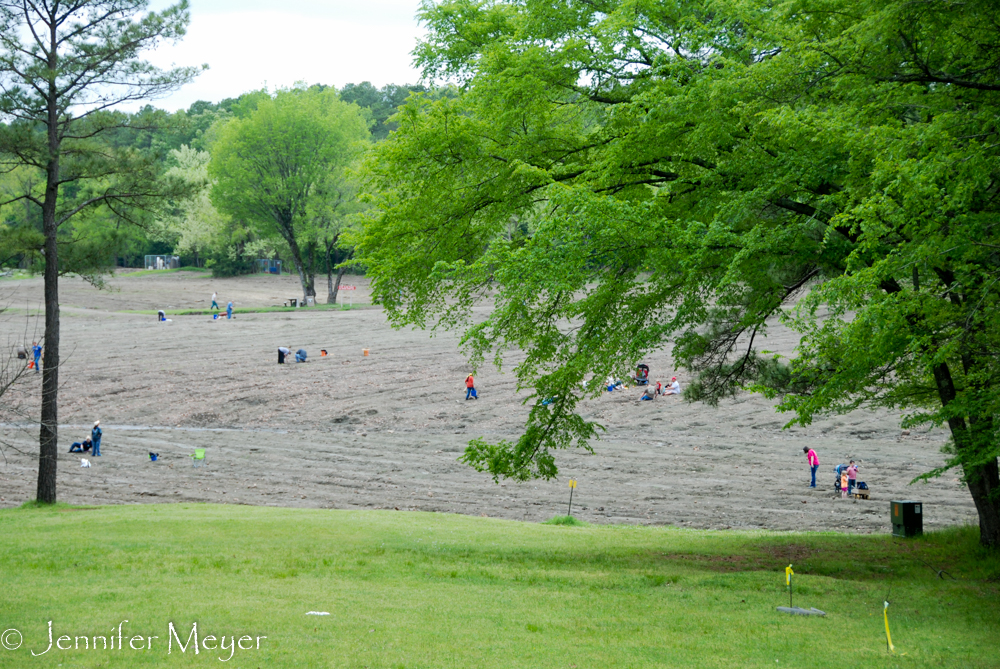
[326,257,335,303]
[304,241,317,300]
[283,229,311,303]
[330,266,347,305]
[37,54,61,504]
[932,362,1000,547]
[325,239,341,304]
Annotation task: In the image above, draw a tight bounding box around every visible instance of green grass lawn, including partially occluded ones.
[1,505,997,668]
[115,267,212,278]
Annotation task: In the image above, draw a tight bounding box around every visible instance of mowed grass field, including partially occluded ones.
[1,505,998,668]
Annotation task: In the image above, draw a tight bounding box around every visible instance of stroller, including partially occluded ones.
[634,364,650,386]
[833,464,848,492]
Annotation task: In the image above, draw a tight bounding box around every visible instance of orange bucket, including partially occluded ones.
[363,349,369,356]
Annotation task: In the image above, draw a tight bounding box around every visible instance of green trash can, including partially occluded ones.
[891,500,923,538]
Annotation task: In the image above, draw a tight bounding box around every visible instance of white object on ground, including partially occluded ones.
[776,607,825,616]
[305,612,330,616]
[80,459,91,468]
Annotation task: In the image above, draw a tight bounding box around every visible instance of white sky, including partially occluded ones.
[144,0,427,112]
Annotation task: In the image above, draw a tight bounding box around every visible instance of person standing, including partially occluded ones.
[840,468,849,498]
[91,421,102,457]
[804,446,820,487]
[847,460,858,495]
[226,300,233,319]
[465,374,477,400]
[31,341,41,373]
[211,291,219,312]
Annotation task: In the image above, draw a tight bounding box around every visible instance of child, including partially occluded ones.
[840,468,849,498]
[847,461,858,495]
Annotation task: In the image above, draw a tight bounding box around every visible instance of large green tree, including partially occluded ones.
[356,0,1000,546]
[209,86,369,302]
[0,0,200,503]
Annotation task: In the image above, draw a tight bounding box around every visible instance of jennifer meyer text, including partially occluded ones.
[2,621,266,662]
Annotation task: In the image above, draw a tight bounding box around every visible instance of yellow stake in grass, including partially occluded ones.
[883,601,895,653]
[785,564,794,608]
[567,479,577,517]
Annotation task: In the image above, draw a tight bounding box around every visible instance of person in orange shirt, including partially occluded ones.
[465,374,477,400]
[841,469,849,498]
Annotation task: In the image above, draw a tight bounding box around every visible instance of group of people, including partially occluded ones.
[640,377,681,401]
[278,347,308,364]
[804,447,861,497]
[460,372,680,403]
[69,421,103,456]
[15,342,42,372]
[211,292,234,319]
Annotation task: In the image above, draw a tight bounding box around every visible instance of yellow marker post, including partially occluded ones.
[568,479,577,517]
[785,564,794,608]
[883,601,895,653]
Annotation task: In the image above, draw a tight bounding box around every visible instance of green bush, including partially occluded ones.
[207,252,255,278]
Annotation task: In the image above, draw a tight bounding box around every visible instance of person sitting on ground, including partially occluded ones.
[663,377,681,395]
[278,346,290,364]
[295,348,308,363]
[69,437,93,453]
[640,386,657,401]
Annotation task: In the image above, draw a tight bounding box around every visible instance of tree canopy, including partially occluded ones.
[209,86,369,301]
[355,0,1000,545]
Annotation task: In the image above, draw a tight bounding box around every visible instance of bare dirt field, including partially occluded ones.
[0,269,977,532]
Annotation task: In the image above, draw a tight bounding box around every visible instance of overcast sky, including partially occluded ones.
[144,0,427,112]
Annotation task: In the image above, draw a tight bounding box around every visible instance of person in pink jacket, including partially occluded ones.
[803,447,820,488]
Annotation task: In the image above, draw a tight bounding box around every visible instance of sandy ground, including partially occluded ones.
[0,270,977,532]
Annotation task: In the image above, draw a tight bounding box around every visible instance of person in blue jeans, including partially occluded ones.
[803,446,819,487]
[226,301,233,319]
[69,437,92,453]
[91,421,102,457]
[295,349,307,363]
[32,341,41,373]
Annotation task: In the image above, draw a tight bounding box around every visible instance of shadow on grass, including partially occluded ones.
[17,501,102,512]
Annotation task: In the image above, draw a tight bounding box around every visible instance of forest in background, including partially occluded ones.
[0,81,428,298]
